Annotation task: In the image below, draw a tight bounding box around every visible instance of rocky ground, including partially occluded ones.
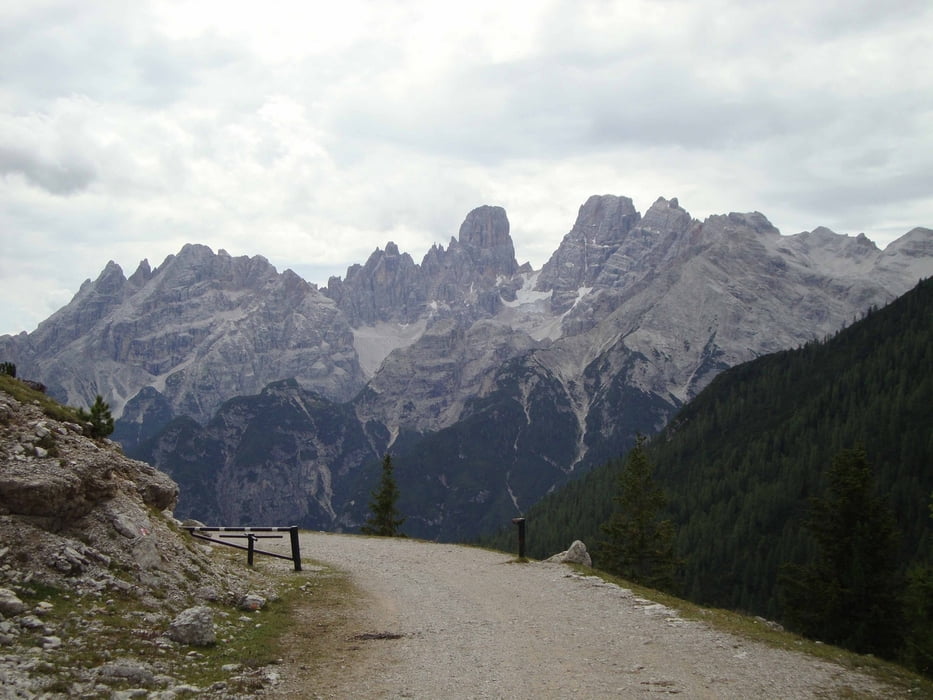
[0,380,300,698]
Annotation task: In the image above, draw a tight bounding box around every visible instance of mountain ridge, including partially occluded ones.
[2,195,931,539]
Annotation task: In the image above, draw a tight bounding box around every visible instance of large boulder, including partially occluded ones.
[167,606,216,646]
[547,540,592,567]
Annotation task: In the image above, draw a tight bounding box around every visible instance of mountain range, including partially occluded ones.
[2,194,931,539]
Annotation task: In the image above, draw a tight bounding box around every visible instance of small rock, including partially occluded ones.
[40,635,62,649]
[0,588,26,616]
[112,513,141,538]
[238,593,266,611]
[34,601,54,616]
[18,614,44,630]
[194,585,220,602]
[98,661,156,686]
[167,606,216,646]
[132,536,163,571]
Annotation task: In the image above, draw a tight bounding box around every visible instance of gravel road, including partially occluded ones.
[272,533,896,699]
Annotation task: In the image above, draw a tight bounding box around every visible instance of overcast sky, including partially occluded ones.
[2,0,932,335]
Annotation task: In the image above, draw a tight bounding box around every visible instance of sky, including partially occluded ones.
[2,0,932,336]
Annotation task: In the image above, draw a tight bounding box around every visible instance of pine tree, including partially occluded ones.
[78,395,115,439]
[599,435,677,590]
[901,491,933,674]
[361,454,406,537]
[780,447,903,656]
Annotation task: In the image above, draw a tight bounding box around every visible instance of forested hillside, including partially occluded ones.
[481,277,933,624]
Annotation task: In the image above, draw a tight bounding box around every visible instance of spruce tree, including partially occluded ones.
[599,435,677,590]
[78,395,115,439]
[780,447,902,656]
[361,454,406,537]
[901,491,933,674]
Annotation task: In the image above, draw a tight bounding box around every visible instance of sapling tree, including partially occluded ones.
[78,395,115,439]
[361,453,406,537]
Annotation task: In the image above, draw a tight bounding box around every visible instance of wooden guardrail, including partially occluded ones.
[183,526,302,571]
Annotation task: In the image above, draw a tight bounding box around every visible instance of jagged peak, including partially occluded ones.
[458,205,510,249]
[98,259,125,278]
[127,259,152,287]
[640,196,694,233]
[90,260,128,294]
[725,211,779,235]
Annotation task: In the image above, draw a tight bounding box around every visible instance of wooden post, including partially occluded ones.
[511,517,526,558]
[289,526,302,571]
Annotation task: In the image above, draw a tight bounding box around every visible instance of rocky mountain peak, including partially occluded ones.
[4,244,364,433]
[127,258,153,287]
[327,243,424,326]
[457,205,519,279]
[535,194,641,303]
[640,196,695,234]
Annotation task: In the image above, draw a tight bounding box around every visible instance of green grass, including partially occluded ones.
[0,374,84,425]
[9,553,352,696]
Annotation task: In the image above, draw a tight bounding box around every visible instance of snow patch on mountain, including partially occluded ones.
[499,271,563,341]
[352,319,428,377]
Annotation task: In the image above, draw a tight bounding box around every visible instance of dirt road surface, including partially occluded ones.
[271,533,897,699]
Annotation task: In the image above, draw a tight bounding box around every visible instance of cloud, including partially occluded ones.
[0,0,932,335]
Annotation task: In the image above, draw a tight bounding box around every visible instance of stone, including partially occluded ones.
[18,615,44,630]
[238,593,266,611]
[547,540,592,567]
[166,606,216,646]
[132,536,163,571]
[40,635,62,649]
[0,589,26,616]
[98,661,156,686]
[50,545,90,575]
[113,512,142,538]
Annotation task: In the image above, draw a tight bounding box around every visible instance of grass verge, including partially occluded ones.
[566,563,933,698]
[11,552,359,696]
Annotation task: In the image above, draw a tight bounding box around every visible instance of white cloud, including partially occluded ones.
[1,0,932,335]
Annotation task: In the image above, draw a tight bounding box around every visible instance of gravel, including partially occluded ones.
[272,533,898,699]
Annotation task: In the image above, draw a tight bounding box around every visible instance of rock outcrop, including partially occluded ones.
[0,380,290,696]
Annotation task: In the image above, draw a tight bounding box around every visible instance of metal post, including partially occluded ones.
[247,533,255,566]
[511,517,526,559]
[289,526,302,572]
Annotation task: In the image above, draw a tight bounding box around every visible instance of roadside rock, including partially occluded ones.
[547,540,592,567]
